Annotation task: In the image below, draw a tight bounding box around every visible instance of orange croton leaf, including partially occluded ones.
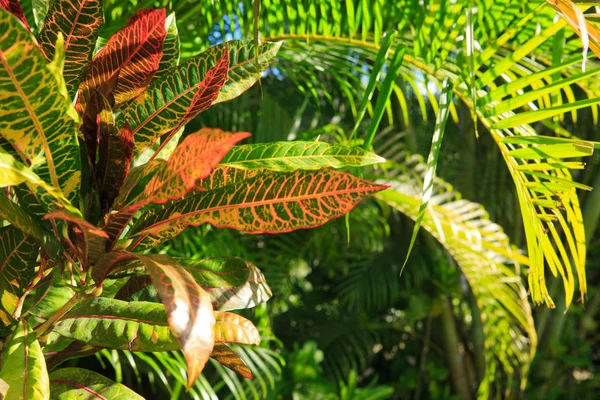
[78,8,166,110]
[211,343,253,379]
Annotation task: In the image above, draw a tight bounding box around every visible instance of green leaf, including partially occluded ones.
[37,0,103,97]
[128,168,388,249]
[114,129,250,210]
[49,368,144,399]
[211,343,252,379]
[403,78,452,270]
[0,226,38,330]
[0,195,57,254]
[0,9,81,203]
[219,141,385,172]
[178,257,272,311]
[214,312,260,345]
[0,321,49,400]
[53,298,179,351]
[156,12,179,77]
[506,141,594,160]
[120,40,279,154]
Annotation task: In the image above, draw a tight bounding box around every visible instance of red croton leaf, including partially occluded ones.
[211,343,253,379]
[44,209,108,269]
[81,91,113,167]
[128,168,390,250]
[78,8,166,110]
[97,122,134,214]
[0,0,29,29]
[148,48,231,158]
[114,128,250,210]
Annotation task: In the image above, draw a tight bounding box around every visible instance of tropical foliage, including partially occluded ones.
[0,0,387,397]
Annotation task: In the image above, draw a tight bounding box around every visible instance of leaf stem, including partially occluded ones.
[33,291,85,337]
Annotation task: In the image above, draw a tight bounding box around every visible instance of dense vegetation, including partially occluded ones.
[1,0,599,399]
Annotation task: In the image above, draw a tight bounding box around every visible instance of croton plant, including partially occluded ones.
[0,0,388,398]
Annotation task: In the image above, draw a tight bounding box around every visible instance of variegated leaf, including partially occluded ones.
[50,368,143,399]
[0,226,38,329]
[0,321,49,400]
[81,90,113,168]
[0,10,81,203]
[211,343,253,379]
[178,257,272,311]
[219,141,386,171]
[213,312,260,345]
[0,0,29,29]
[155,11,179,77]
[120,41,279,154]
[37,0,103,97]
[44,209,108,268]
[77,8,166,109]
[128,168,388,249]
[114,129,250,210]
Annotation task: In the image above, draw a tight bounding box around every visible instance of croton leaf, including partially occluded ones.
[0,0,29,29]
[0,149,77,213]
[114,129,250,210]
[219,141,386,172]
[213,312,260,345]
[49,368,144,399]
[0,377,7,398]
[0,9,81,203]
[53,298,179,351]
[77,8,166,109]
[137,254,214,388]
[0,320,49,400]
[211,343,252,379]
[120,40,279,154]
[101,208,138,251]
[44,209,108,268]
[155,11,179,78]
[80,90,113,168]
[128,168,389,249]
[178,257,272,311]
[0,226,38,329]
[97,122,134,214]
[0,195,58,254]
[37,0,103,97]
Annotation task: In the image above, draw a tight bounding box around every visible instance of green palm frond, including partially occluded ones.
[373,149,537,398]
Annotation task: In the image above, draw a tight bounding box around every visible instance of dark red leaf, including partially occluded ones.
[0,0,29,29]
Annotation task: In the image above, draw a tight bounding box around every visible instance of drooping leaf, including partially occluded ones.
[155,11,179,77]
[53,298,179,351]
[139,254,215,389]
[0,226,38,329]
[0,9,81,203]
[44,209,108,267]
[403,77,451,270]
[114,129,250,210]
[77,8,166,109]
[37,0,103,97]
[97,122,134,214]
[213,312,260,345]
[211,343,253,379]
[49,368,144,399]
[547,0,600,59]
[177,257,272,311]
[128,168,389,249]
[219,141,385,172]
[120,40,279,154]
[0,320,49,400]
[0,0,29,29]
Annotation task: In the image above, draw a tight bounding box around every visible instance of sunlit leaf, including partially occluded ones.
[0,9,81,203]
[156,12,179,77]
[211,343,253,379]
[37,0,103,97]
[49,368,144,399]
[219,141,385,172]
[0,321,49,400]
[77,8,166,109]
[128,168,388,249]
[214,312,260,345]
